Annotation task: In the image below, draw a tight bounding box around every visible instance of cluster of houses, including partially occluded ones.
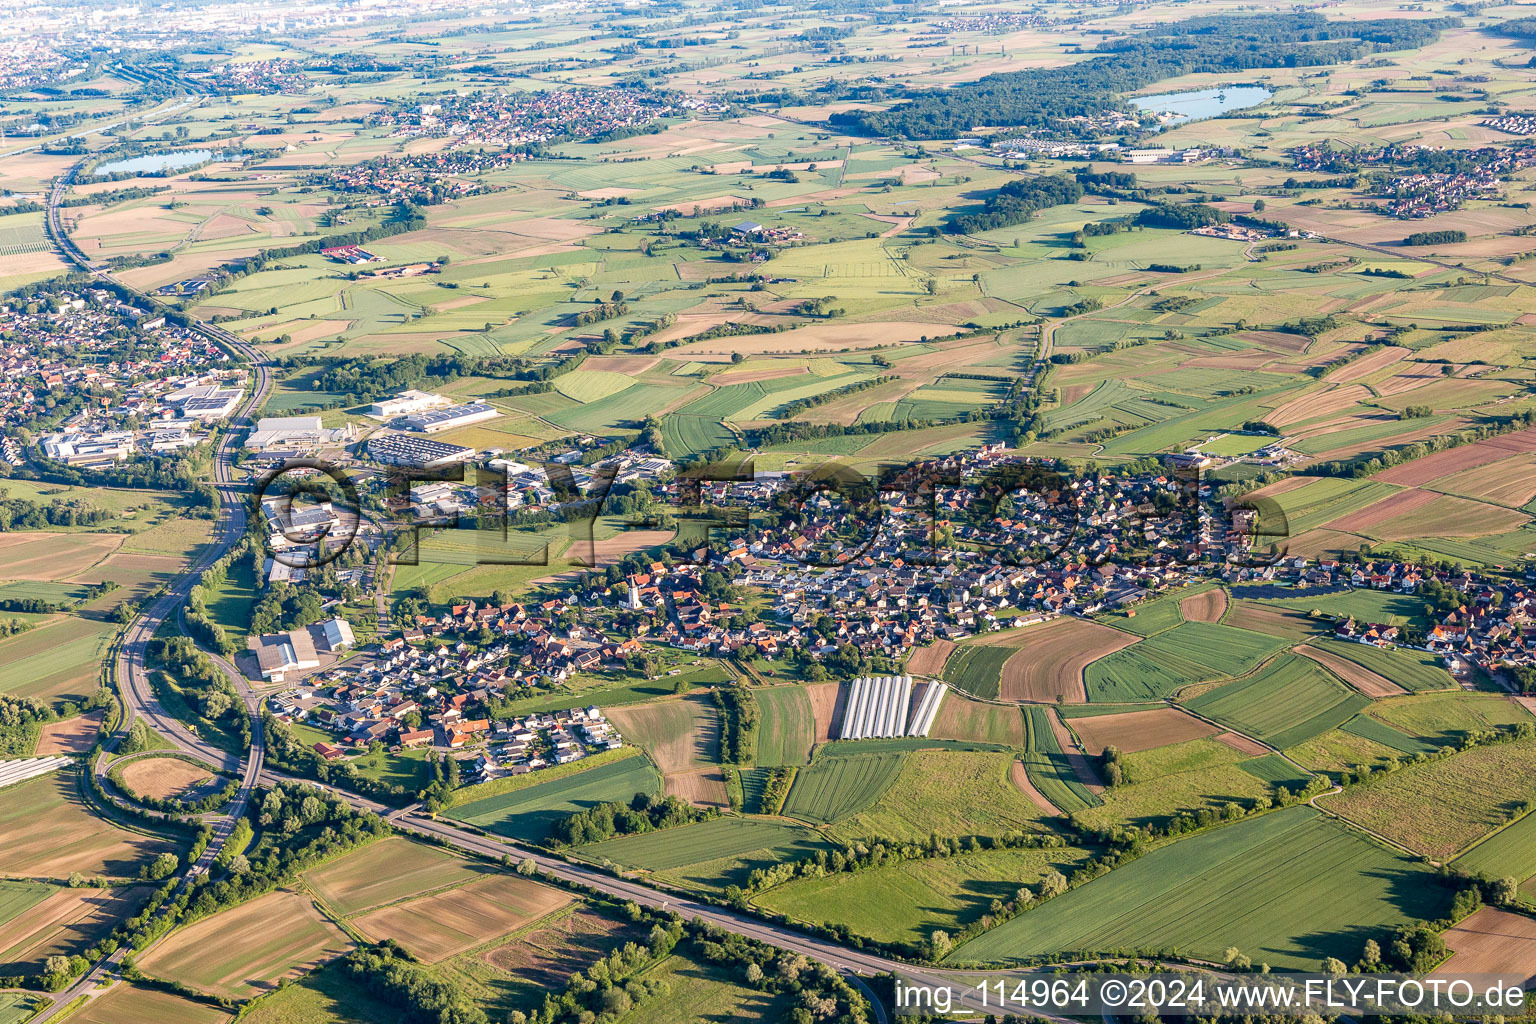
[1374,151,1536,218]
[193,58,306,94]
[371,88,680,148]
[264,624,625,775]
[1482,114,1536,137]
[319,152,522,205]
[0,289,244,467]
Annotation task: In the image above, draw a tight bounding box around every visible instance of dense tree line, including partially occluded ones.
[713,681,759,764]
[947,175,1084,234]
[830,14,1449,139]
[550,792,716,847]
[1404,229,1467,245]
[146,636,250,751]
[1134,203,1228,230]
[0,489,113,530]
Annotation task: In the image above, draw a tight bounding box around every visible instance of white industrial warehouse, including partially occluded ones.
[838,674,948,739]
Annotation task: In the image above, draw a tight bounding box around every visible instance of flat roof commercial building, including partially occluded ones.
[369,389,448,419]
[399,400,500,433]
[366,432,476,469]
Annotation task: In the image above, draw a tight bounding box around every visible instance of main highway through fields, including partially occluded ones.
[30,153,272,1024]
[34,152,1075,1024]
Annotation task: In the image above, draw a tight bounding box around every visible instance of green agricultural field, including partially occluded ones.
[1319,737,1536,859]
[831,750,1049,841]
[1238,753,1314,789]
[1021,706,1098,814]
[1111,588,1193,637]
[941,644,1015,699]
[1266,478,1403,535]
[445,756,661,842]
[780,752,903,825]
[239,960,410,1024]
[951,806,1447,970]
[578,817,826,873]
[1453,812,1536,892]
[1185,654,1369,750]
[0,993,42,1024]
[1309,638,1455,693]
[611,955,790,1024]
[754,845,1091,947]
[0,878,52,927]
[1235,587,1429,630]
[1365,692,1533,744]
[1339,715,1435,756]
[1087,622,1286,702]
[0,616,119,706]
[755,686,815,767]
[1073,738,1271,831]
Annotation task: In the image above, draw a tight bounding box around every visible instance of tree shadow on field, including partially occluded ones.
[1282,866,1453,967]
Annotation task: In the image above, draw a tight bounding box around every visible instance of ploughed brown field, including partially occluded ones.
[905,639,956,677]
[997,618,1138,703]
[1435,907,1536,984]
[1179,589,1228,623]
[1068,708,1219,756]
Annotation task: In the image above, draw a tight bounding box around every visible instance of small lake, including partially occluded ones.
[1130,85,1272,128]
[93,149,227,176]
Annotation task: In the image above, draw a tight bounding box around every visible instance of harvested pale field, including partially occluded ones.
[806,681,845,745]
[1321,487,1437,533]
[0,885,146,972]
[712,366,809,385]
[1376,427,1536,486]
[352,874,569,963]
[1303,417,1474,464]
[139,890,352,999]
[1327,345,1408,383]
[66,984,232,1024]
[999,618,1139,704]
[606,695,717,774]
[906,639,956,677]
[1061,384,1094,405]
[1213,732,1270,756]
[1368,494,1528,541]
[1432,454,1536,509]
[1436,907,1536,983]
[0,772,174,878]
[33,713,103,756]
[117,757,217,801]
[1180,589,1228,623]
[668,321,943,359]
[0,532,124,580]
[476,908,641,994]
[1269,385,1373,429]
[665,767,729,809]
[304,839,482,917]
[1239,330,1313,354]
[1223,601,1318,640]
[929,692,1027,747]
[1068,708,1218,756]
[1296,644,1405,698]
[1009,759,1063,816]
[1283,528,1375,559]
[1375,365,1474,397]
